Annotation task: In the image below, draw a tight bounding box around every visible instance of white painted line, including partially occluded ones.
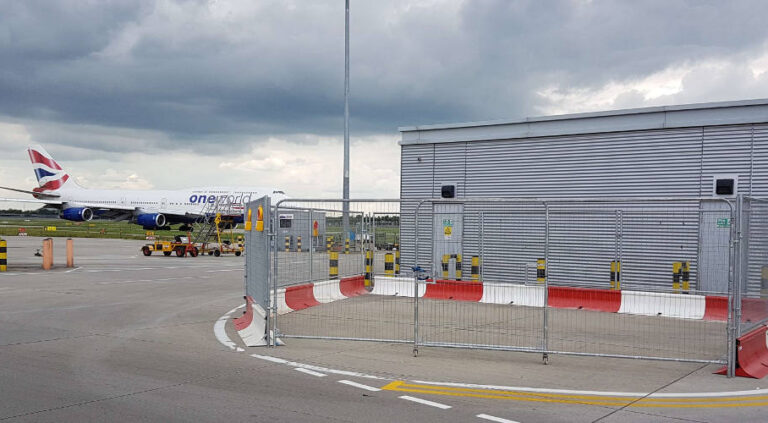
[250,354,289,364]
[212,303,246,351]
[295,368,327,377]
[338,380,381,392]
[399,395,451,409]
[246,354,385,380]
[477,414,520,423]
[213,318,236,350]
[64,266,81,273]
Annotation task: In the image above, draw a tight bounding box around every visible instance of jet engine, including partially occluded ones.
[60,207,94,222]
[136,213,167,229]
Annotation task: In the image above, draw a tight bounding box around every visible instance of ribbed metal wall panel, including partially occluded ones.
[464,128,703,197]
[400,144,434,270]
[701,125,754,196]
[400,123,762,293]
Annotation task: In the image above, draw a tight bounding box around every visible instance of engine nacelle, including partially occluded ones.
[60,207,93,222]
[136,213,166,229]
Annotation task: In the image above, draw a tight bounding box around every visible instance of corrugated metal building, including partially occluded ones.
[398,99,768,294]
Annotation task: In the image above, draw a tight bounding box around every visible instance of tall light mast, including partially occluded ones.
[342,0,351,237]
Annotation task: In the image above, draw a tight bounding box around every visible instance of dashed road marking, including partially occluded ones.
[477,414,520,423]
[295,368,327,377]
[338,380,381,392]
[251,354,288,364]
[399,395,451,409]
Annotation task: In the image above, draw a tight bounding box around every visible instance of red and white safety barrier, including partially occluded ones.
[266,276,768,323]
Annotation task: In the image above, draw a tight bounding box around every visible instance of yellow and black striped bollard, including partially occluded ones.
[0,239,7,272]
[364,250,374,289]
[441,254,450,279]
[610,261,621,290]
[284,236,290,253]
[455,254,462,280]
[672,262,682,292]
[329,251,339,279]
[682,261,690,294]
[537,258,546,284]
[296,236,302,252]
[344,238,350,255]
[471,256,481,282]
[384,253,394,277]
[395,250,400,275]
[326,236,333,251]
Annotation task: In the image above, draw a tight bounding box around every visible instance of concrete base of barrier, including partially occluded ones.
[716,325,768,378]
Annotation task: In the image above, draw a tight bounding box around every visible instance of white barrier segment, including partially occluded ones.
[238,304,268,347]
[313,279,345,303]
[271,288,291,315]
[372,276,426,297]
[618,290,706,320]
[480,283,545,307]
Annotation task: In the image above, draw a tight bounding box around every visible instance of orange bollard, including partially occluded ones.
[66,238,74,268]
[42,238,53,270]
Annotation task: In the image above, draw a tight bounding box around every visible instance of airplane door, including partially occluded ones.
[161,198,168,210]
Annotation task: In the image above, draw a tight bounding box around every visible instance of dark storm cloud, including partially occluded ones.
[2,0,768,152]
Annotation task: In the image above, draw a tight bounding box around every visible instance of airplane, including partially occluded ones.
[0,145,286,230]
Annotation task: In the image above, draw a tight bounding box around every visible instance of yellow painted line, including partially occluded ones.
[380,381,768,408]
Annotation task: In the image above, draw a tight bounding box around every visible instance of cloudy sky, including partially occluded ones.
[2,0,768,209]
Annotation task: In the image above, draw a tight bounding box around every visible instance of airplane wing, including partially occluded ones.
[0,185,60,198]
[0,197,63,205]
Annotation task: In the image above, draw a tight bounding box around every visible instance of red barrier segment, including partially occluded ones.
[423,280,483,302]
[233,296,254,331]
[339,275,368,297]
[703,296,728,321]
[285,283,320,311]
[548,286,621,313]
[716,325,768,378]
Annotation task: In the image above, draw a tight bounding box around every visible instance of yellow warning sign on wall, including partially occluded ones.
[442,219,453,240]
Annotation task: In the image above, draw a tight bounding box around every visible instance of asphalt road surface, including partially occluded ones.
[1,237,767,422]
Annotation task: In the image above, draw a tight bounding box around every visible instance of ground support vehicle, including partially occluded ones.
[141,233,199,257]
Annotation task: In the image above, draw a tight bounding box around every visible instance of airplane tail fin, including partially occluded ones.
[27,145,74,193]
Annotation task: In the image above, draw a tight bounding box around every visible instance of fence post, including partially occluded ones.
[726,196,740,377]
[308,210,313,282]
[542,202,550,365]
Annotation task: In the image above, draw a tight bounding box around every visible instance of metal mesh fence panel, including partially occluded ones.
[741,197,768,335]
[271,200,413,343]
[260,197,740,368]
[414,198,732,364]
